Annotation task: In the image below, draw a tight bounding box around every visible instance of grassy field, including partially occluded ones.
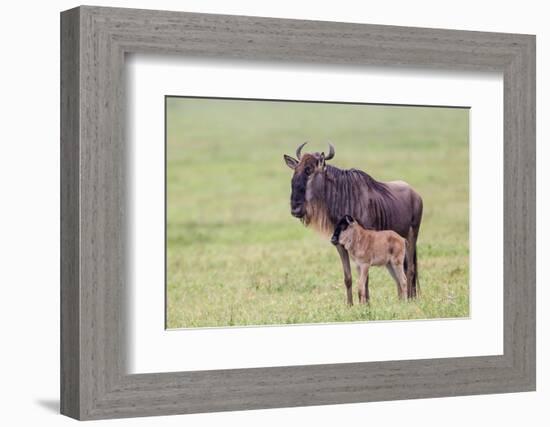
[166,97,469,329]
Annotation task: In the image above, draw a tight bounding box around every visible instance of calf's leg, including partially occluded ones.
[358,264,370,304]
[359,274,369,303]
[386,263,402,299]
[392,262,408,300]
[336,245,353,306]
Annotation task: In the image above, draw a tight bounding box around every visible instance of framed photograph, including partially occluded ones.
[60,6,535,420]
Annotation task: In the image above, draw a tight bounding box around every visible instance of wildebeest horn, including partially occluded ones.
[296,142,308,160]
[325,142,335,160]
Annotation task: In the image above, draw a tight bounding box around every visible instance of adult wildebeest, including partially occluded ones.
[283,142,423,305]
[331,215,408,302]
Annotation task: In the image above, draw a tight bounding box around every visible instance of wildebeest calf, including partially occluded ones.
[331,215,408,303]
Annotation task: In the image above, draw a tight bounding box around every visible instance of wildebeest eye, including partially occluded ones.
[305,166,313,175]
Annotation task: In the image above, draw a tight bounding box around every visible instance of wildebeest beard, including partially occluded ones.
[303,165,397,236]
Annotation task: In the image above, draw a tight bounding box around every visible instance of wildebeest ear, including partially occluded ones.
[319,152,326,168]
[283,154,298,169]
[345,215,354,224]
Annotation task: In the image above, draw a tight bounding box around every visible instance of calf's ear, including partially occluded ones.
[284,154,298,169]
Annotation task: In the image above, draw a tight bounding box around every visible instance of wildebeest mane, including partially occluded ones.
[320,165,396,232]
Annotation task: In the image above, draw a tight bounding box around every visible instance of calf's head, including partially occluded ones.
[330,215,355,245]
[283,142,335,219]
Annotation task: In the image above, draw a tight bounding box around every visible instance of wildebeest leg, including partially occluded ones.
[413,225,420,297]
[358,264,370,304]
[406,227,420,298]
[336,244,353,306]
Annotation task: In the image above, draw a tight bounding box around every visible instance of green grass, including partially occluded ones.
[166,97,469,328]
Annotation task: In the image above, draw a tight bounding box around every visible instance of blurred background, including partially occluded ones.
[166,97,469,328]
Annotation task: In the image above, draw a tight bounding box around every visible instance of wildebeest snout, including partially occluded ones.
[291,204,305,218]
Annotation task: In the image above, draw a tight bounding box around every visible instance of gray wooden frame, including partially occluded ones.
[60,5,536,421]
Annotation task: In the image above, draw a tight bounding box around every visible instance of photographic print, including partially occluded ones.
[166,97,469,328]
